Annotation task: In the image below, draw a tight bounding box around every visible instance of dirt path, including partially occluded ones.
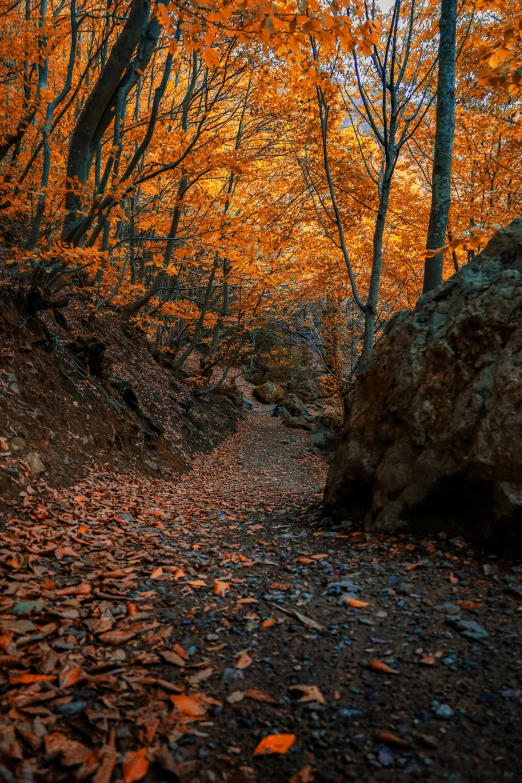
[1,410,522,783]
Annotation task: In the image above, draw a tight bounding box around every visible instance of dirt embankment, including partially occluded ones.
[0,293,241,505]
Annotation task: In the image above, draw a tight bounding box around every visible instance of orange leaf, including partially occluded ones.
[59,666,83,688]
[369,659,400,675]
[290,765,315,783]
[375,730,409,748]
[235,651,252,669]
[298,557,312,564]
[98,630,137,645]
[419,655,436,666]
[213,579,230,597]
[9,673,55,685]
[55,582,92,596]
[253,733,295,756]
[262,618,276,628]
[405,562,425,572]
[244,689,277,704]
[289,684,325,704]
[123,748,149,783]
[311,554,328,560]
[173,643,189,660]
[170,693,206,718]
[344,596,369,608]
[150,567,163,579]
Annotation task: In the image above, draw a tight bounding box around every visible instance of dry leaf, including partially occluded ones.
[235,651,252,669]
[253,733,295,756]
[123,748,149,783]
[170,694,206,718]
[289,684,326,704]
[244,689,277,704]
[344,596,369,608]
[375,730,409,748]
[213,579,230,597]
[369,659,400,675]
[98,630,137,645]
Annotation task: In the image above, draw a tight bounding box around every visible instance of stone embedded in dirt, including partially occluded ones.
[435,704,454,719]
[281,393,309,417]
[446,617,489,640]
[272,404,290,419]
[436,602,461,615]
[9,436,26,453]
[27,451,45,475]
[252,381,284,404]
[323,218,522,551]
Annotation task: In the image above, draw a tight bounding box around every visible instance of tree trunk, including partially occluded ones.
[422,0,458,294]
[62,0,150,236]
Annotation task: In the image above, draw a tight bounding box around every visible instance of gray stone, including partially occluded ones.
[446,617,489,640]
[9,437,26,453]
[280,393,309,417]
[324,219,522,550]
[27,452,45,475]
[435,704,454,719]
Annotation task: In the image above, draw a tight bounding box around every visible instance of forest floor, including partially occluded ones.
[1,404,522,783]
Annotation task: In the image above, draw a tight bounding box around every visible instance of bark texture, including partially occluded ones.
[324,219,522,550]
[422,0,458,293]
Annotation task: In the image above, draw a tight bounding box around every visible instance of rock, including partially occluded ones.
[285,415,313,431]
[215,383,243,407]
[435,704,454,719]
[281,393,309,417]
[446,617,489,640]
[27,452,45,475]
[324,219,522,550]
[272,404,290,419]
[143,459,160,471]
[435,602,461,615]
[286,375,323,402]
[9,437,26,453]
[252,382,284,404]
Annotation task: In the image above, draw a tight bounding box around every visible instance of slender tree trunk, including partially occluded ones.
[62,0,150,236]
[422,0,458,294]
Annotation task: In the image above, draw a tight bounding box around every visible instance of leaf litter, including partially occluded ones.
[0,413,522,781]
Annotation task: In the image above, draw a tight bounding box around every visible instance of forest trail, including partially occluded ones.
[1,408,522,783]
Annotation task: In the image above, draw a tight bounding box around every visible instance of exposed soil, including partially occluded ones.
[0,297,241,501]
[0,407,521,783]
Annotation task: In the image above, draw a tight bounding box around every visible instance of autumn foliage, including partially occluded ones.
[0,0,520,378]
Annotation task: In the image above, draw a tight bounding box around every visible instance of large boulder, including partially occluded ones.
[286,375,323,402]
[281,393,309,417]
[324,219,522,550]
[253,382,284,404]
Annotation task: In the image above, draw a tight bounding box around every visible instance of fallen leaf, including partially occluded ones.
[227,690,245,704]
[150,567,163,579]
[419,655,436,666]
[344,596,369,608]
[253,733,295,756]
[289,684,326,705]
[213,579,230,597]
[376,730,409,748]
[170,694,206,718]
[123,748,149,783]
[244,689,277,704]
[290,765,315,783]
[59,666,83,688]
[262,618,276,628]
[98,630,138,645]
[235,651,252,669]
[405,562,425,572]
[9,673,55,685]
[369,659,400,675]
[159,650,186,667]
